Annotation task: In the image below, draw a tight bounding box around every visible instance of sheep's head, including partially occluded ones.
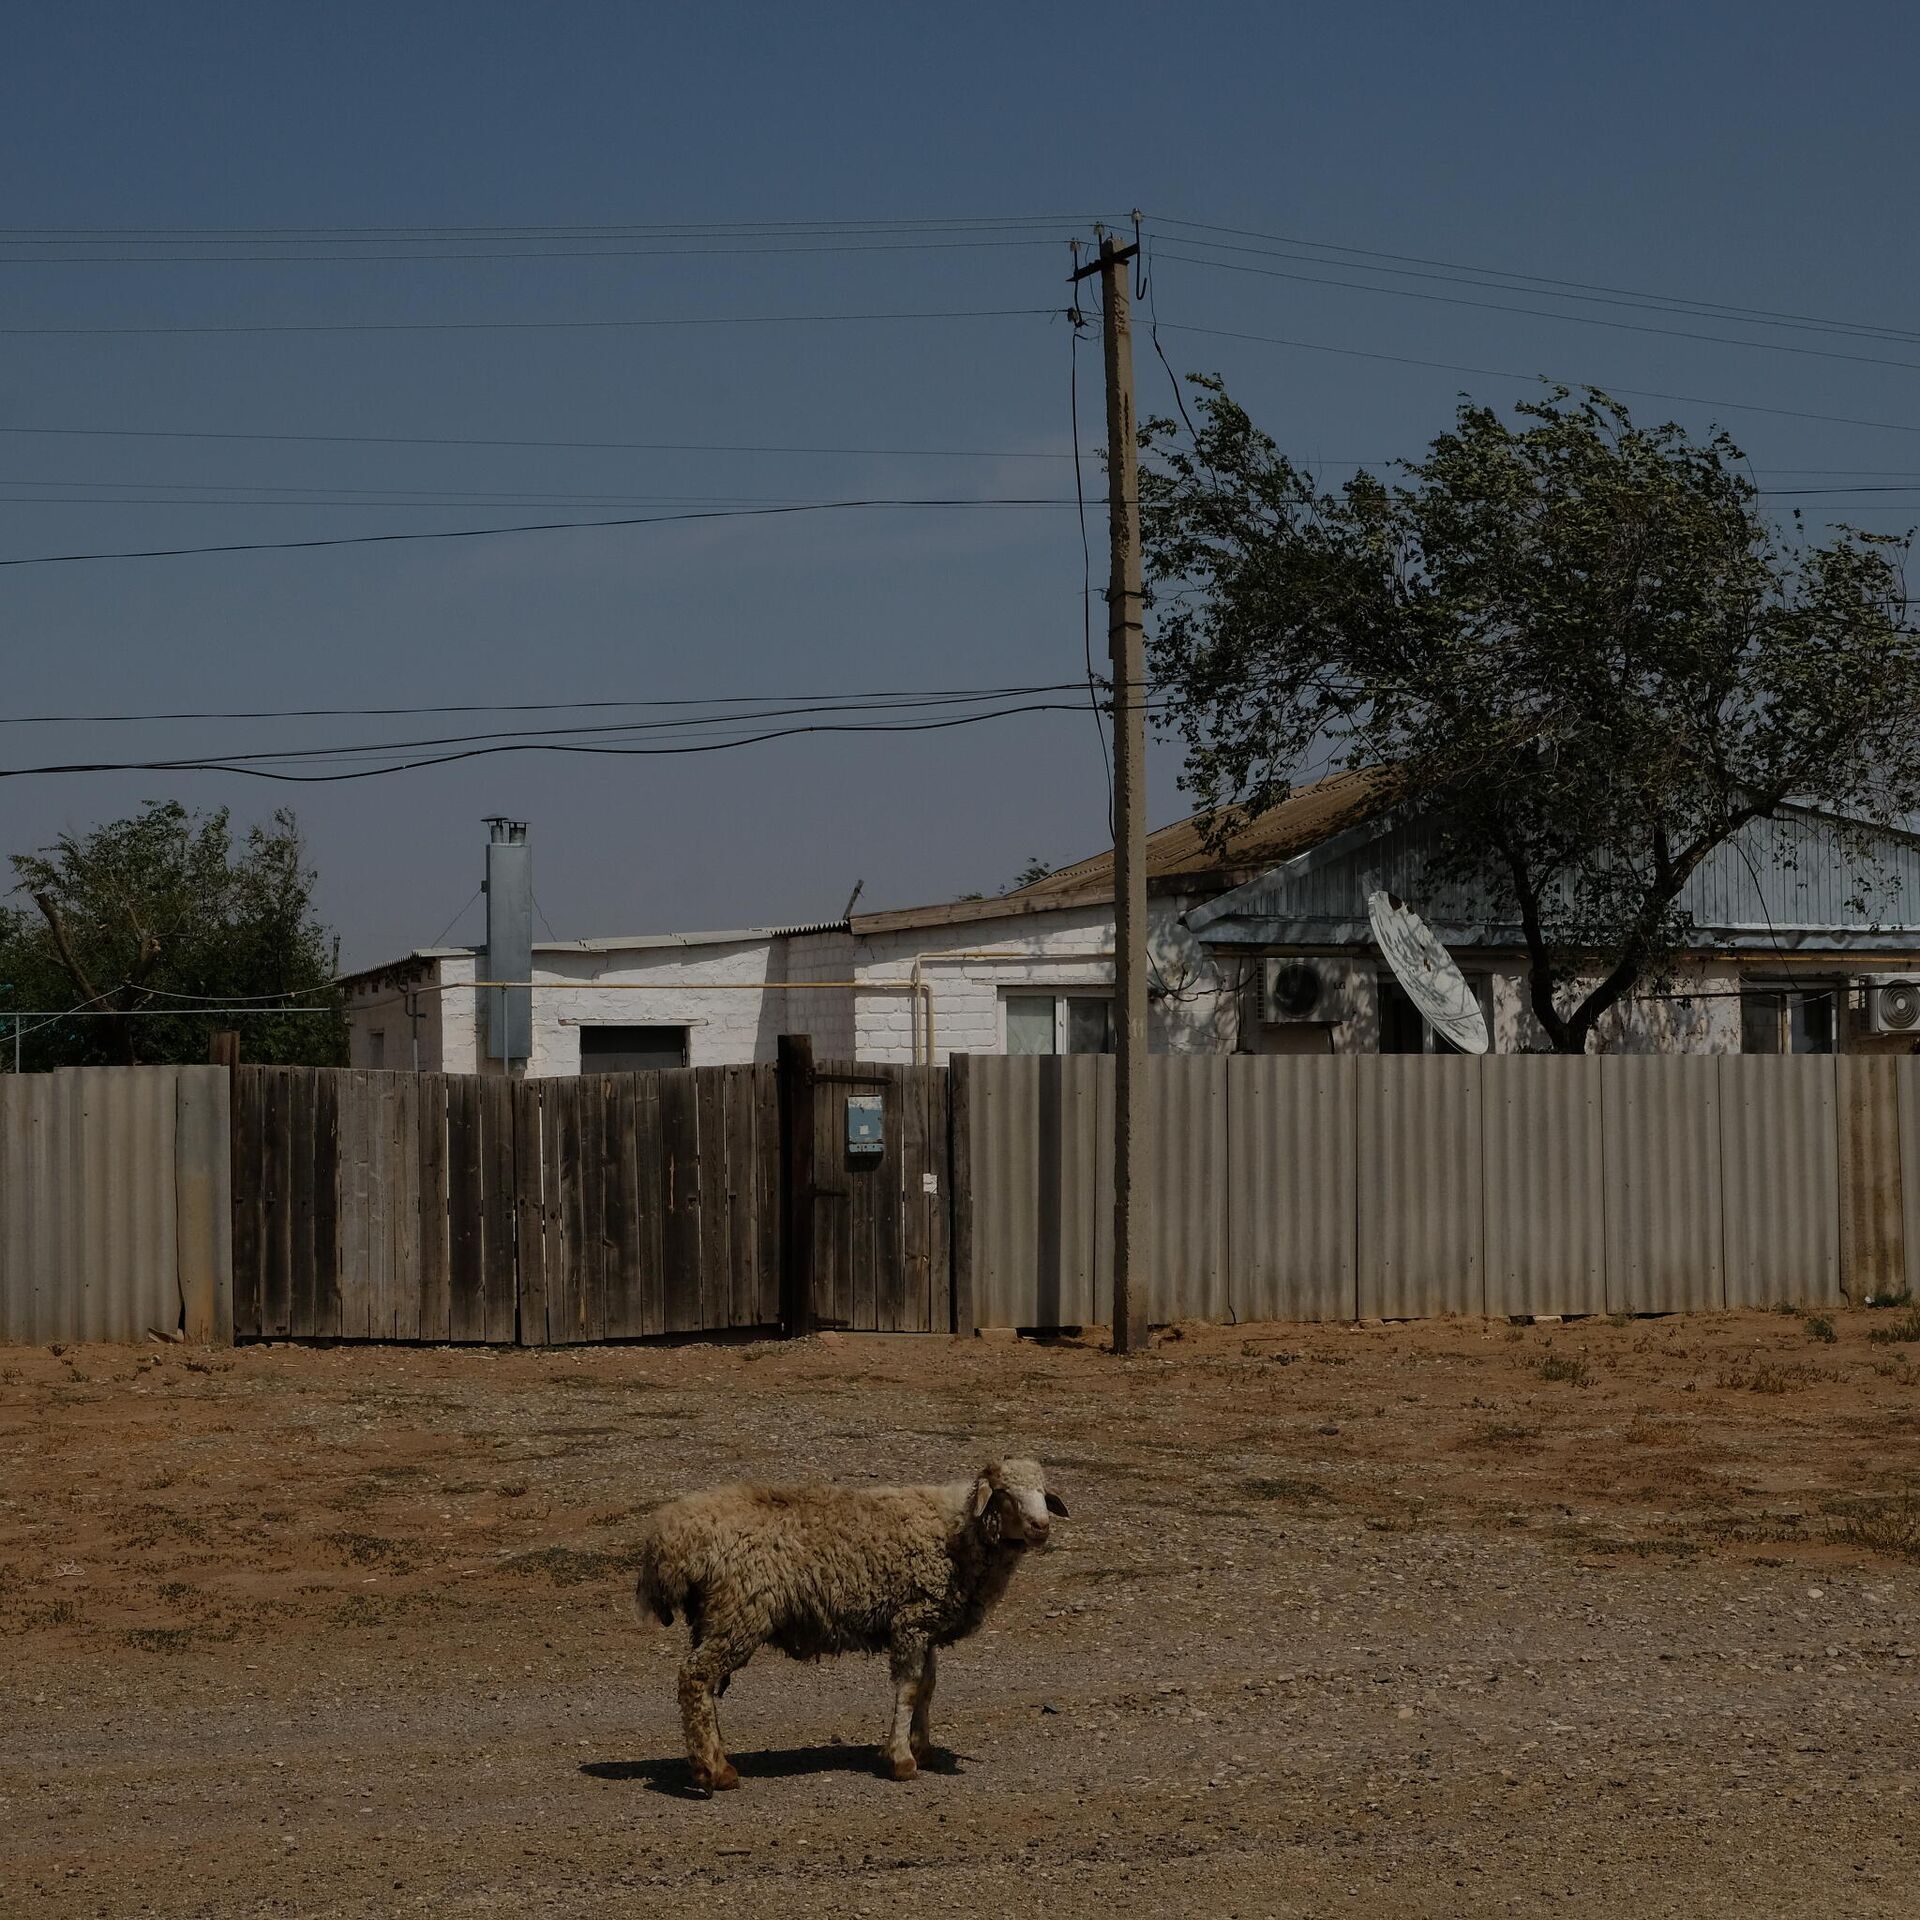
[969,1458,1068,1552]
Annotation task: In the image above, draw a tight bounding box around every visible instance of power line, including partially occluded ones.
[1,304,1065,338]
[0,421,1084,460]
[0,214,1100,239]
[0,681,1095,727]
[0,240,1080,267]
[1155,320,1920,440]
[0,491,1071,511]
[104,689,1113,767]
[1153,247,1920,376]
[0,700,1169,785]
[0,495,1078,568]
[1146,213,1920,347]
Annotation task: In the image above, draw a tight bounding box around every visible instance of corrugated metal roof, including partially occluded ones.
[850,768,1394,936]
[1190,802,1920,954]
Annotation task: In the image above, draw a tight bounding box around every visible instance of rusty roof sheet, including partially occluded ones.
[849,767,1394,937]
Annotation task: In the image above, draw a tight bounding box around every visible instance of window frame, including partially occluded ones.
[1740,979,1840,1056]
[1000,989,1116,1056]
[1376,969,1494,1055]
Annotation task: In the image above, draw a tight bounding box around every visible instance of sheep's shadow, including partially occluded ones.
[583,1745,967,1799]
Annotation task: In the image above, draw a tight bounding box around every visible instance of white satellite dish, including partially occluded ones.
[1368,890,1488,1055]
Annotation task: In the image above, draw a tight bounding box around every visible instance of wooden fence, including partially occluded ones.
[229,1058,949,1344]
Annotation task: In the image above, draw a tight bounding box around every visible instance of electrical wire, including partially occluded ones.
[1153,247,1920,376]
[0,422,1087,459]
[0,214,1102,238]
[0,680,1099,727]
[0,239,1074,265]
[0,494,1078,568]
[1154,320,1920,441]
[1145,214,1920,347]
[426,888,484,949]
[108,688,1114,766]
[0,699,1172,785]
[1,304,1066,338]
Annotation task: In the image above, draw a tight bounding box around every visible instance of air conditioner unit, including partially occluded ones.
[1262,957,1350,1025]
[1865,976,1920,1036]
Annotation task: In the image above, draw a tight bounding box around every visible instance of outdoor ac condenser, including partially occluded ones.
[1262,957,1351,1024]
[1864,976,1920,1036]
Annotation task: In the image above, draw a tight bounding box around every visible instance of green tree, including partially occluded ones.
[0,802,347,1069]
[1142,381,1920,1051]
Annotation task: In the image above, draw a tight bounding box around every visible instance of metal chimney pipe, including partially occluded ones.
[483,817,532,1065]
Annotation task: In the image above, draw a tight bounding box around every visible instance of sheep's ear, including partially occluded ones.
[969,1473,996,1520]
[1045,1491,1069,1518]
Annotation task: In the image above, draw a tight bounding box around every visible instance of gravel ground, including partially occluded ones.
[3,1308,1917,1917]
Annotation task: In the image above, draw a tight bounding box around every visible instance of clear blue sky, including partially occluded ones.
[4,3,1918,966]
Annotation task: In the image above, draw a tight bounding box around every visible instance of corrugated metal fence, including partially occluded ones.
[966,1054,1917,1328]
[0,1067,231,1344]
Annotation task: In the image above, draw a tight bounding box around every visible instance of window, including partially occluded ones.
[1378,972,1492,1055]
[1002,993,1115,1055]
[1005,996,1056,1055]
[367,1029,385,1068]
[1741,985,1835,1055]
[578,1024,689,1072]
[1066,996,1115,1055]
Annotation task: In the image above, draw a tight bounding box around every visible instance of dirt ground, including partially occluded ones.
[3,1307,1918,1919]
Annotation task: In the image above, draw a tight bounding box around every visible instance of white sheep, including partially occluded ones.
[631,1458,1068,1791]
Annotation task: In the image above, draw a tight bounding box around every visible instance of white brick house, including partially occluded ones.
[341,770,1920,1070]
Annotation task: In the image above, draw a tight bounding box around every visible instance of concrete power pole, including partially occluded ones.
[1075,230,1150,1355]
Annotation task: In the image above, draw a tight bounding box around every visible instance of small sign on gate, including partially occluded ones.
[846,1094,884,1157]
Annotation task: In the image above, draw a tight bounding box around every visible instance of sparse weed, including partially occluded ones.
[1866,1311,1920,1346]
[325,1531,420,1571]
[1617,1537,1701,1559]
[1715,1362,1819,1394]
[504,1545,639,1586]
[1828,1492,1920,1562]
[1804,1315,1838,1345]
[1239,1476,1330,1505]
[1864,1288,1914,1310]
[1461,1421,1545,1450]
[1539,1353,1593,1387]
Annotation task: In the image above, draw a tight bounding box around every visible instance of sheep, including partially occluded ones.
[631,1458,1068,1792]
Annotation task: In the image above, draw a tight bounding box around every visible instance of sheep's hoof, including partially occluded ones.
[690,1761,741,1794]
[883,1752,918,1782]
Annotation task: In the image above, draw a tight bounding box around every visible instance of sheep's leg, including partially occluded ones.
[910,1646,938,1765]
[678,1634,751,1794]
[883,1638,930,1780]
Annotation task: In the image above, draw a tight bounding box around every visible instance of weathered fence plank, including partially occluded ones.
[417,1075,451,1342]
[659,1070,703,1334]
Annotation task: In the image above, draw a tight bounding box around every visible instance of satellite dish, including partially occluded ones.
[1368,890,1488,1054]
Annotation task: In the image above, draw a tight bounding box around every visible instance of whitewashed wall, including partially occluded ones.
[838,897,1232,1065]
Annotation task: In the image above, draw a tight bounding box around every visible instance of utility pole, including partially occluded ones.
[1074,230,1150,1355]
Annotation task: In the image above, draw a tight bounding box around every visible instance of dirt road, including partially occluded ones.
[3,1308,1917,1917]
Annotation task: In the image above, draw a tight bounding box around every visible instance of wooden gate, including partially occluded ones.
[520,1066,779,1344]
[230,1060,928,1343]
[808,1062,953,1332]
